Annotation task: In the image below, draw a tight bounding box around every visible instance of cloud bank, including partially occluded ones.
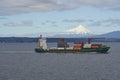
[63,19,93,23]
[0,0,120,15]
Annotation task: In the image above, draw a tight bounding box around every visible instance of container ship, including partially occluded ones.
[35,35,110,53]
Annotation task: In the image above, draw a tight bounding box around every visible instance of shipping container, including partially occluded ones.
[73,48,81,50]
[57,48,64,50]
[57,44,65,48]
[73,46,81,48]
[83,44,91,48]
[66,47,73,50]
[91,44,102,48]
[58,42,65,44]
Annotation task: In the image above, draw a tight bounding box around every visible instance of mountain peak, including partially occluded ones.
[66,25,92,34]
[99,30,120,38]
[51,25,94,38]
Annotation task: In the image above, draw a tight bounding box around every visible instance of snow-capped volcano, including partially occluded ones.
[66,25,92,34]
[52,25,94,38]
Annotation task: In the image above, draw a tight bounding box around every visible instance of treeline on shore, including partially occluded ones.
[0,37,120,43]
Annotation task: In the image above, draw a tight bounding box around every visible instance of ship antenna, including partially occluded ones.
[40,35,42,39]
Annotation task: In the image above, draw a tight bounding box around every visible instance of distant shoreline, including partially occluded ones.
[0,37,120,43]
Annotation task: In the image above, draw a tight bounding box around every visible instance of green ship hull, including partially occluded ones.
[35,46,110,53]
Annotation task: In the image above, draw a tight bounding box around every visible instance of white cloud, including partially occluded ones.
[0,0,120,15]
[63,19,93,23]
[3,21,33,27]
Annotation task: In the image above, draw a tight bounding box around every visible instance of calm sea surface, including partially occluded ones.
[0,42,120,80]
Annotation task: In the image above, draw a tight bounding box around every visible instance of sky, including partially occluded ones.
[0,0,120,37]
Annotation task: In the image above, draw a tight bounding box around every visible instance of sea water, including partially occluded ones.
[0,42,120,80]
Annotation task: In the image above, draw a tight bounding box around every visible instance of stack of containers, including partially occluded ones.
[57,42,65,48]
[57,39,65,49]
[73,42,82,50]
